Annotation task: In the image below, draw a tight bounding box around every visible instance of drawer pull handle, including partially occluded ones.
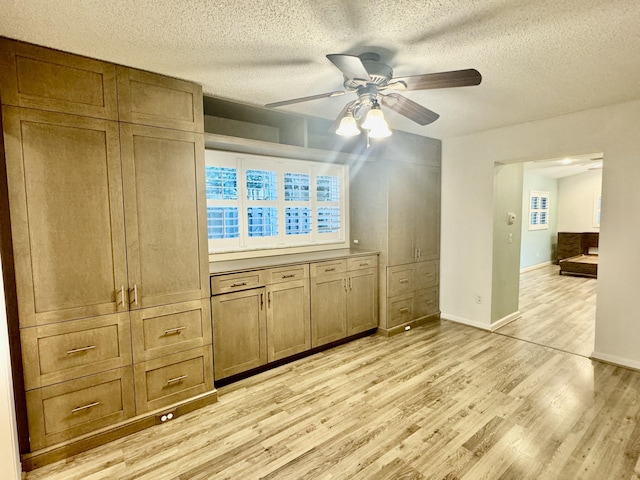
[66,345,96,355]
[400,307,410,314]
[324,267,336,272]
[120,285,126,307]
[167,375,188,385]
[71,401,100,413]
[163,326,186,336]
[231,281,247,287]
[281,274,296,279]
[359,263,369,267]
[400,279,409,284]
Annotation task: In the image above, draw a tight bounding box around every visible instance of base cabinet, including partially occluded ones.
[212,252,378,380]
[211,287,267,380]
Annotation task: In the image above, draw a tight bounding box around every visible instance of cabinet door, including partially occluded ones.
[120,124,208,309]
[2,107,128,327]
[266,279,310,362]
[387,162,416,266]
[413,165,440,261]
[117,66,203,132]
[347,268,378,336]
[310,272,347,347]
[0,39,118,119]
[211,288,266,380]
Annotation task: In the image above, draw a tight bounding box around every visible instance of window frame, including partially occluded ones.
[205,150,348,254]
[528,190,550,231]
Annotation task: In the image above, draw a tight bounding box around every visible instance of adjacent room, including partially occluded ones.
[1,1,640,479]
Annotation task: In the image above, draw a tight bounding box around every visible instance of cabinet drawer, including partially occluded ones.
[388,294,414,328]
[387,265,415,297]
[211,270,265,295]
[415,287,439,318]
[116,66,204,132]
[21,314,132,390]
[346,255,378,271]
[131,300,211,363]
[310,259,346,277]
[134,345,214,414]
[414,261,439,289]
[26,367,134,451]
[0,39,118,119]
[267,264,309,284]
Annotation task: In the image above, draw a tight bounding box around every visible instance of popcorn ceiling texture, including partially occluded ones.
[1,0,639,139]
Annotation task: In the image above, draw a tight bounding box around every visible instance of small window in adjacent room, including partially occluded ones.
[593,193,602,228]
[529,190,550,230]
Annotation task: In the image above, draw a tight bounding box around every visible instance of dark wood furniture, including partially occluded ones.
[557,232,599,278]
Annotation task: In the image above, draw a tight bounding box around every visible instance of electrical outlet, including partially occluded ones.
[156,410,176,424]
[475,295,482,304]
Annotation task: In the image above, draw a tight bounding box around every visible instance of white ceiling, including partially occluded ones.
[524,153,603,179]
[1,1,640,139]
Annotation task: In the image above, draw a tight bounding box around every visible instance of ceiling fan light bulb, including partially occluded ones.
[368,124,392,138]
[336,113,361,136]
[361,107,388,131]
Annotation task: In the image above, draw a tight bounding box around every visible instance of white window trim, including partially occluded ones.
[206,150,349,256]
[528,190,550,231]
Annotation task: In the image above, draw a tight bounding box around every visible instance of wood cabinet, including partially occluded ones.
[211,252,378,380]
[350,133,441,335]
[310,255,378,347]
[0,38,214,465]
[211,287,267,380]
[266,265,310,361]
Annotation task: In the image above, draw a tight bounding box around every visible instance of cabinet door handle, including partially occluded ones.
[163,326,186,336]
[167,375,188,385]
[268,291,271,307]
[400,278,409,284]
[130,284,138,306]
[71,401,100,413]
[400,307,410,314]
[66,345,96,355]
[418,248,422,260]
[324,267,336,272]
[120,285,126,307]
[343,278,347,291]
[281,274,295,279]
[349,278,352,290]
[260,293,264,310]
[231,281,247,287]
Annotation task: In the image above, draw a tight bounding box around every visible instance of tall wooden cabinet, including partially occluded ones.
[0,38,214,467]
[350,132,441,335]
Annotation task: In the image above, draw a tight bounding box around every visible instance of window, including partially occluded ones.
[529,190,550,230]
[205,150,347,252]
[593,193,602,228]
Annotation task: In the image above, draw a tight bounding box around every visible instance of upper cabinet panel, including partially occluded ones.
[0,38,118,119]
[116,66,203,132]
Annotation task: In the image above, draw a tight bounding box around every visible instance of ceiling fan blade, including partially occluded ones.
[392,69,482,91]
[326,54,371,82]
[265,91,346,108]
[329,100,358,134]
[380,93,440,126]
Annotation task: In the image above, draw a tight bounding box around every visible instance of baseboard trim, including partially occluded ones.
[21,389,218,472]
[520,261,552,273]
[590,351,640,372]
[440,314,492,332]
[491,311,521,331]
[376,312,440,337]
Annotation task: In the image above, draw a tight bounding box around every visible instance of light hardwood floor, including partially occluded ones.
[496,264,596,357]
[25,318,640,479]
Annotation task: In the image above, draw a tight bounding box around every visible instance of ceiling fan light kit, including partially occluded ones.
[265,51,482,139]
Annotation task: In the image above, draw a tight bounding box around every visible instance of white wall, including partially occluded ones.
[557,169,602,232]
[0,256,21,479]
[441,100,640,370]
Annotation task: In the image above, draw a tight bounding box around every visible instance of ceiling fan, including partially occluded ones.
[265,52,482,137]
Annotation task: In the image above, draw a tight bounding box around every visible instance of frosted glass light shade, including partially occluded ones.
[367,124,392,138]
[361,106,388,131]
[335,113,361,136]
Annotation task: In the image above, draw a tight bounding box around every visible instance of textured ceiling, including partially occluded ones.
[1,0,640,139]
